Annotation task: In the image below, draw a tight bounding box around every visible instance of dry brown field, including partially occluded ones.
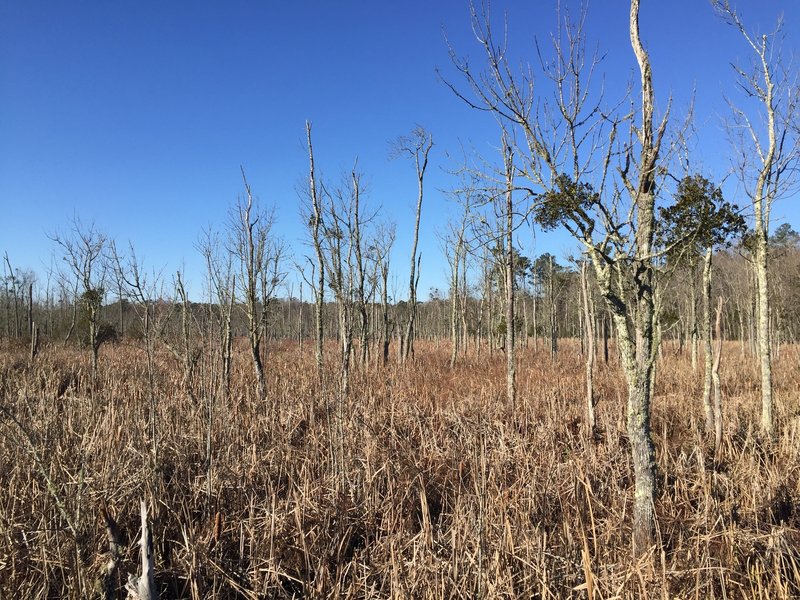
[0,339,798,598]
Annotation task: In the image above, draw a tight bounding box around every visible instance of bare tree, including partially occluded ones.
[391,126,433,363]
[443,210,469,368]
[376,223,396,366]
[0,256,35,343]
[57,270,80,347]
[198,227,235,509]
[109,249,127,340]
[110,241,165,466]
[50,217,107,380]
[167,270,199,397]
[199,228,236,402]
[313,166,370,477]
[443,164,481,367]
[350,167,377,368]
[2,253,20,338]
[713,0,800,437]
[320,168,362,397]
[229,169,285,402]
[305,122,326,379]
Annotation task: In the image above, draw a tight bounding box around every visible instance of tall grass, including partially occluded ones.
[0,339,798,598]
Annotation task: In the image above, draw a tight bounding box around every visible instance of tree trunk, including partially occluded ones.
[754,234,773,436]
[580,261,596,435]
[352,169,369,368]
[118,280,125,339]
[338,302,352,397]
[222,277,234,401]
[702,248,715,433]
[627,0,660,556]
[401,130,432,363]
[30,321,39,361]
[533,270,538,351]
[176,272,195,394]
[713,296,724,457]
[689,263,698,372]
[306,122,325,379]
[90,310,99,381]
[250,334,266,400]
[549,255,557,359]
[522,290,529,349]
[449,243,460,369]
[298,282,304,351]
[27,282,33,339]
[503,141,516,408]
[382,263,390,366]
[627,352,656,557]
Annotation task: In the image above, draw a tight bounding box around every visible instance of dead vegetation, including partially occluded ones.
[0,339,798,598]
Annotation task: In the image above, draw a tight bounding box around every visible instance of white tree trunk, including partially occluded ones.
[126,501,157,600]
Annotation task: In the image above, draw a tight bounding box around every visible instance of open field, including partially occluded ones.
[1,340,799,598]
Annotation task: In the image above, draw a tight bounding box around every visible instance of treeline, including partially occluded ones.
[2,224,799,357]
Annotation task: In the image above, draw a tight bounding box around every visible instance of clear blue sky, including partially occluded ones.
[2,1,798,300]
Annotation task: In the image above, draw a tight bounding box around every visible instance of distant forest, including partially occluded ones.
[2,221,799,353]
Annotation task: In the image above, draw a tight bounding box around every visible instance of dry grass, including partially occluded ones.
[0,338,798,598]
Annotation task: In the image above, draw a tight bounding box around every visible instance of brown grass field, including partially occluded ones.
[0,339,798,598]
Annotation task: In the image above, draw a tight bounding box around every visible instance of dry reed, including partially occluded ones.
[0,339,797,598]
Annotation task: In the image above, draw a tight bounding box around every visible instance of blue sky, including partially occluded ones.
[1,1,798,300]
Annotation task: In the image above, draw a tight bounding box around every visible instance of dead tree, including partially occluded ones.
[321,171,359,398]
[110,241,165,467]
[305,122,326,379]
[351,168,372,367]
[713,0,800,438]
[392,126,433,363]
[501,135,517,408]
[360,223,389,367]
[58,272,80,347]
[315,169,367,478]
[229,169,285,402]
[199,228,235,402]
[376,223,396,366]
[109,250,126,340]
[444,218,467,369]
[1,259,10,339]
[125,501,157,600]
[50,217,107,380]
[2,253,20,338]
[443,168,476,367]
[166,271,199,397]
[198,228,235,509]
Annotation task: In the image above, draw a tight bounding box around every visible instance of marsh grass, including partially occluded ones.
[0,339,798,598]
